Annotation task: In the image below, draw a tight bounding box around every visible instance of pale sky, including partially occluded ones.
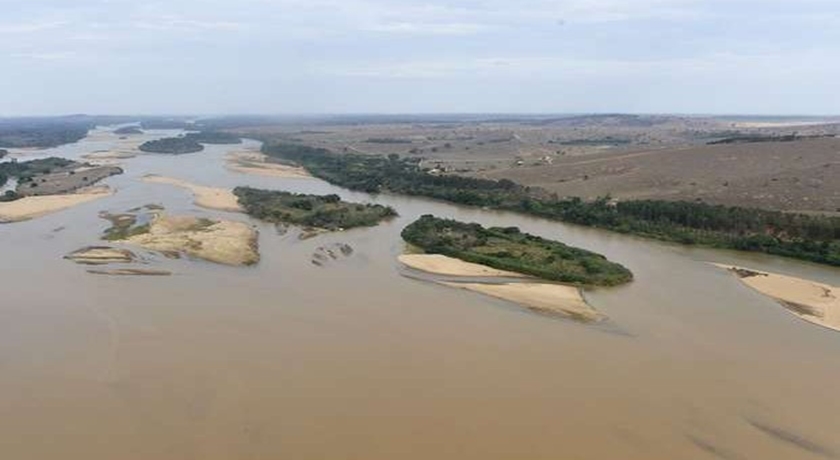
[1,0,838,115]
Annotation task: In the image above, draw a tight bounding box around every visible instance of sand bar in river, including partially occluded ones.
[142,175,243,213]
[400,253,604,322]
[124,214,259,266]
[714,264,840,332]
[0,186,113,223]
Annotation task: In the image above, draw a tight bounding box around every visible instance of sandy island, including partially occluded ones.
[225,151,311,178]
[399,254,527,278]
[0,186,113,223]
[142,175,243,213]
[400,253,604,322]
[125,214,259,266]
[714,264,840,332]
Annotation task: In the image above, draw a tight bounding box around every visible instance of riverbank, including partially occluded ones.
[714,264,840,331]
[0,185,113,223]
[225,151,311,178]
[142,175,243,212]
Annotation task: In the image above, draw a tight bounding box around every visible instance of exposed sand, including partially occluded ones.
[125,214,259,266]
[65,246,136,265]
[225,151,311,178]
[82,150,138,161]
[87,268,172,276]
[142,175,243,212]
[0,186,113,223]
[714,264,840,332]
[441,282,604,322]
[400,253,604,322]
[399,254,527,278]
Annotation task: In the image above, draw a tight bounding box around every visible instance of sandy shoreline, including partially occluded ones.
[225,151,311,178]
[714,264,840,332]
[398,254,527,278]
[400,253,604,322]
[0,186,113,223]
[142,175,243,212]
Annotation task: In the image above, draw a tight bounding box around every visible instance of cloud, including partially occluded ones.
[363,21,488,36]
[0,20,67,34]
[130,16,245,32]
[8,51,77,61]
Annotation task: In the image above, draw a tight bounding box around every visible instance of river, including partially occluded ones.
[0,127,838,459]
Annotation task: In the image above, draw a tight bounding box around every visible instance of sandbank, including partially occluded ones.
[225,151,311,178]
[399,254,527,278]
[714,264,840,331]
[142,175,243,212]
[441,282,604,322]
[65,246,136,265]
[87,268,172,276]
[0,186,113,223]
[82,150,138,161]
[125,214,259,266]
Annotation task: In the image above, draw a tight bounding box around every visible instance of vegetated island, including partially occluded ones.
[714,264,839,332]
[399,215,633,321]
[0,157,121,222]
[100,207,259,266]
[258,142,840,267]
[234,186,397,233]
[139,137,204,154]
[0,149,8,159]
[403,215,633,286]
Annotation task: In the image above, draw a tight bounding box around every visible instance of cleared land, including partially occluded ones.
[232,115,840,214]
[481,137,840,213]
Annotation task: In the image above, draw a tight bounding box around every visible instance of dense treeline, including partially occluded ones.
[234,186,397,230]
[114,126,143,135]
[184,131,242,144]
[139,137,204,154]
[139,120,194,130]
[403,215,633,286]
[707,134,833,145]
[260,141,840,266]
[0,120,90,148]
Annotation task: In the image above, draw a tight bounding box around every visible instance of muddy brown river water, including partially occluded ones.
[0,128,839,459]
